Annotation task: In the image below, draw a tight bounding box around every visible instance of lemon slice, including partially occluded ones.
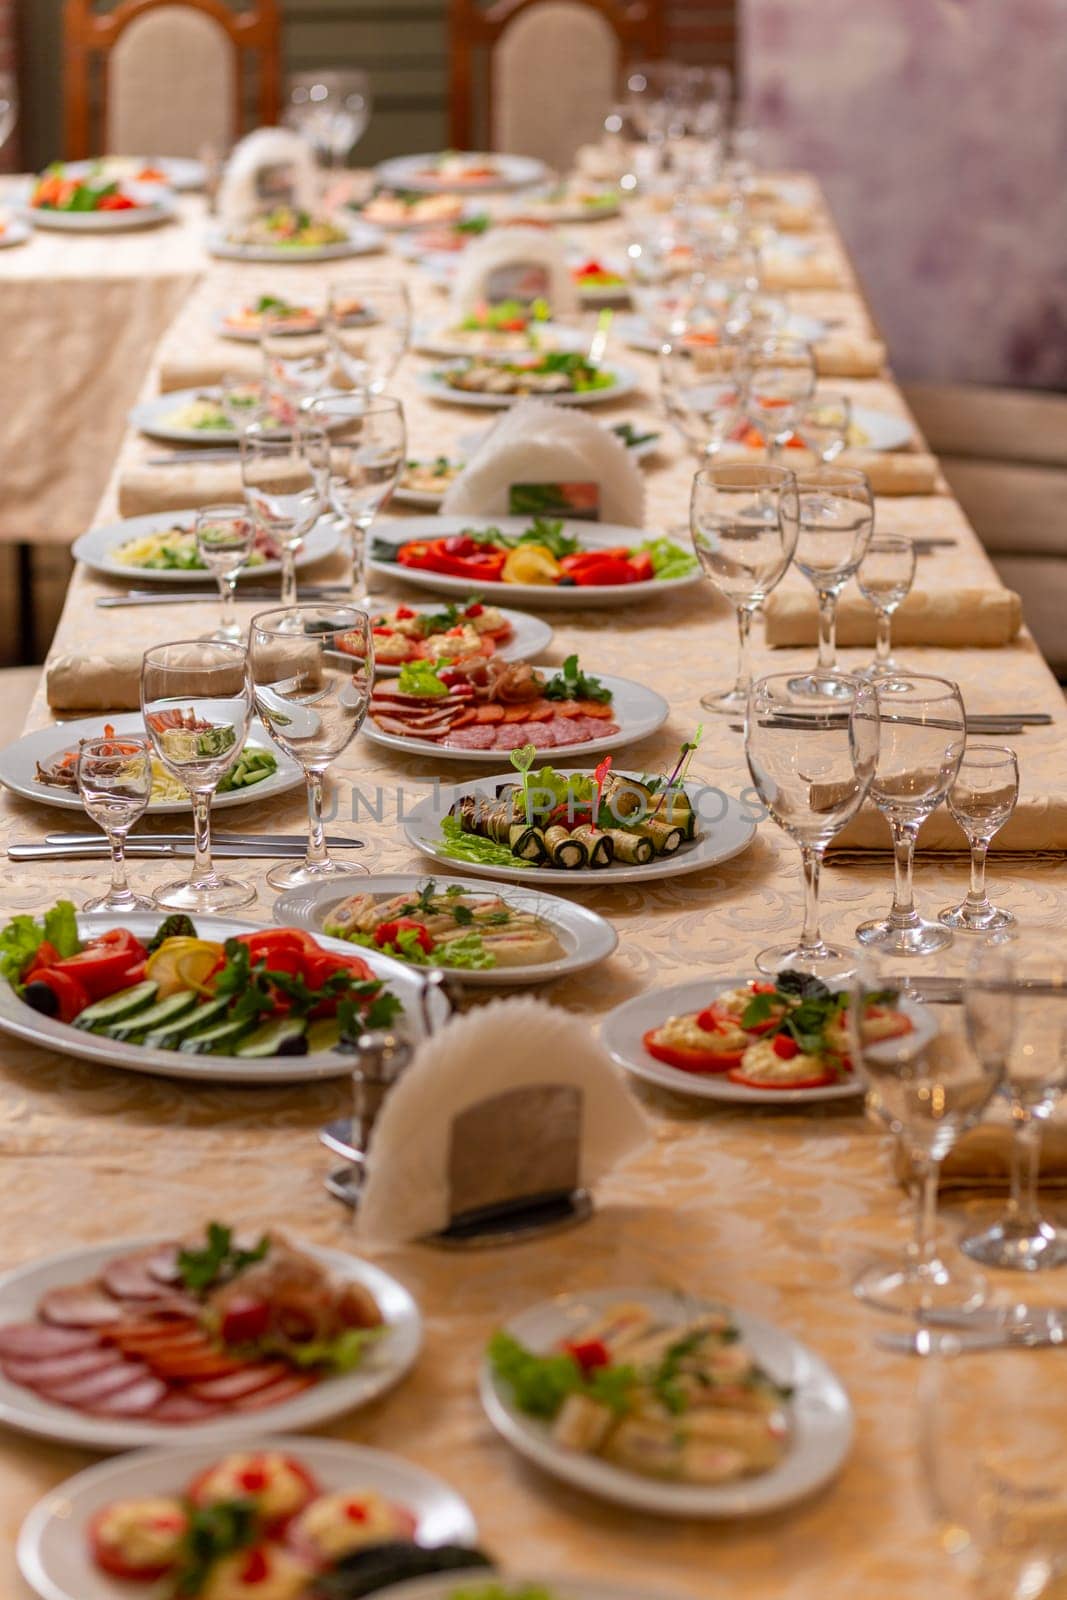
[503,544,561,586]
[146,937,224,999]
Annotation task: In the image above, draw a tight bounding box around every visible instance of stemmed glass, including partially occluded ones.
[743,334,816,460]
[659,336,748,461]
[141,641,254,912]
[789,467,874,694]
[796,392,852,463]
[852,951,1003,1314]
[75,734,153,913]
[856,674,967,956]
[241,422,327,608]
[219,373,266,437]
[745,671,879,979]
[326,280,411,396]
[940,745,1019,932]
[960,936,1067,1271]
[286,70,372,174]
[249,606,373,890]
[690,464,799,715]
[305,395,406,609]
[856,534,916,681]
[260,316,333,418]
[195,506,255,642]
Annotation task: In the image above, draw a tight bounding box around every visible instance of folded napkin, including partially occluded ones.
[833,793,1065,852]
[894,1121,1067,1193]
[216,127,319,223]
[450,226,578,318]
[46,650,144,713]
[439,398,646,526]
[355,997,650,1244]
[812,337,887,379]
[712,444,938,496]
[763,586,1023,648]
[575,142,625,184]
[118,460,244,518]
[762,256,847,293]
[159,346,260,394]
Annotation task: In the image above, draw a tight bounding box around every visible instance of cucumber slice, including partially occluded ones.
[106,989,200,1042]
[235,1017,308,1059]
[73,981,158,1032]
[144,995,233,1050]
[306,1017,342,1054]
[179,1015,255,1055]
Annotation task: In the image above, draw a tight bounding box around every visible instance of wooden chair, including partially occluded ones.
[63,0,281,160]
[449,0,664,174]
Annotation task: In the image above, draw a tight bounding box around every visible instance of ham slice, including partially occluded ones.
[444,725,497,750]
[187,1362,290,1402]
[2,1345,121,1389]
[0,1323,101,1360]
[230,1372,318,1410]
[148,1392,224,1423]
[85,1374,169,1416]
[102,1245,181,1301]
[42,1360,151,1405]
[40,1284,125,1328]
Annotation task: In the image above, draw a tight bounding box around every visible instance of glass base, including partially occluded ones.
[938,899,1015,933]
[82,889,156,913]
[785,672,853,699]
[203,621,244,644]
[960,1215,1067,1271]
[152,873,256,913]
[700,684,748,715]
[755,940,859,982]
[265,853,368,891]
[856,915,954,956]
[859,661,909,687]
[853,1255,987,1316]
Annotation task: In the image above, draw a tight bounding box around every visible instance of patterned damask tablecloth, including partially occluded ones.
[1,178,1066,1598]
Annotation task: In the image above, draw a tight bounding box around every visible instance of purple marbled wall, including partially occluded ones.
[743,0,1067,388]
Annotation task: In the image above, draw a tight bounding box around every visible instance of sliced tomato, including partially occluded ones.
[219,1294,271,1346]
[89,1504,187,1582]
[397,537,507,582]
[563,1338,611,1373]
[727,1068,836,1091]
[24,967,90,1024]
[51,929,147,1000]
[98,193,137,211]
[642,1026,743,1074]
[627,550,654,582]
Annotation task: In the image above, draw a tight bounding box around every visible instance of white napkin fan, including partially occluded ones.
[450,226,578,318]
[216,128,319,224]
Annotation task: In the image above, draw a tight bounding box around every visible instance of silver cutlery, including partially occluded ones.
[97,586,349,608]
[731,717,1030,735]
[146,450,243,465]
[45,830,363,849]
[9,841,328,862]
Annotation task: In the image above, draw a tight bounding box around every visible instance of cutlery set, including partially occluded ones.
[9,831,364,862]
[731,712,1051,736]
[97,583,350,608]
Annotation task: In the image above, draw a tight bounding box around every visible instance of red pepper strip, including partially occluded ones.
[563,1338,611,1374]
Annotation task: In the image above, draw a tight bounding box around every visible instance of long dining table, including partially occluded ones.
[1,174,1066,1598]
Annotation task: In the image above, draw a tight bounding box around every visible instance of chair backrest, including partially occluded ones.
[450,0,663,170]
[63,0,281,160]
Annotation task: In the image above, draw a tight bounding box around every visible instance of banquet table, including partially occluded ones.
[1,174,1066,1599]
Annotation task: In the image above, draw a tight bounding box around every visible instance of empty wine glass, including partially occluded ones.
[241,422,327,607]
[746,671,879,979]
[304,394,406,609]
[743,333,816,460]
[659,336,748,460]
[76,734,154,913]
[856,534,916,681]
[219,373,266,436]
[796,392,852,463]
[195,506,255,642]
[286,70,372,173]
[326,279,411,395]
[141,641,254,912]
[691,463,799,714]
[853,950,1002,1314]
[261,317,334,416]
[960,936,1067,1271]
[789,467,875,695]
[249,606,373,890]
[856,674,967,957]
[940,745,1020,932]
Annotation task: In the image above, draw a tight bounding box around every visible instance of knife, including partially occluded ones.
[146,450,244,465]
[729,718,1028,735]
[97,586,349,608]
[9,841,328,862]
[45,831,363,849]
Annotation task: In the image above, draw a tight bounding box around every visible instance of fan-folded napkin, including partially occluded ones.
[764,587,1023,649]
[46,650,145,712]
[118,460,245,517]
[896,1119,1067,1193]
[450,228,578,318]
[355,997,650,1244]
[762,255,847,293]
[712,444,937,496]
[159,346,260,393]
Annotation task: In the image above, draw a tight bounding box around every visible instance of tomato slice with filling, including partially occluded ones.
[642,1026,744,1074]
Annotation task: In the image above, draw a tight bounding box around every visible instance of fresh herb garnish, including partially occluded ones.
[176,1222,269,1294]
[397,659,450,698]
[146,913,198,954]
[543,653,612,705]
[172,1500,259,1598]
[0,900,81,982]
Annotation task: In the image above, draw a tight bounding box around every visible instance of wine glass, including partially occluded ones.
[219,373,266,437]
[241,422,327,608]
[249,606,372,890]
[743,333,816,459]
[745,671,879,979]
[856,534,917,682]
[326,279,411,396]
[690,463,799,715]
[195,506,255,642]
[260,317,334,416]
[286,70,372,173]
[141,641,254,912]
[789,467,875,695]
[960,936,1067,1271]
[304,395,406,609]
[75,734,154,913]
[659,336,749,461]
[796,392,852,463]
[852,950,1003,1314]
[939,745,1020,932]
[856,674,967,957]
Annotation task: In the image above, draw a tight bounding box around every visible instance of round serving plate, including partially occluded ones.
[205,219,382,263]
[376,151,547,194]
[73,512,340,584]
[417,362,638,410]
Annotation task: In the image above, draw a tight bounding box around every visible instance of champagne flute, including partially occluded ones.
[856,674,967,956]
[75,734,154,913]
[141,641,254,912]
[940,745,1019,932]
[852,950,1002,1314]
[856,533,916,681]
[745,671,879,979]
[960,936,1067,1270]
[195,506,255,642]
[326,279,411,395]
[690,463,799,714]
[304,394,406,609]
[796,392,852,463]
[743,333,816,460]
[789,466,875,695]
[659,335,748,461]
[241,422,327,608]
[249,606,372,890]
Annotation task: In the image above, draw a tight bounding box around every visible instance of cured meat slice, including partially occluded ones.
[40,1284,125,1328]
[102,1244,181,1301]
[490,723,544,750]
[2,1346,122,1389]
[445,724,497,750]
[84,1375,169,1416]
[230,1372,318,1411]
[145,1351,246,1381]
[148,1392,224,1423]
[42,1360,151,1405]
[187,1362,290,1402]
[106,1323,204,1355]
[0,1323,101,1360]
[145,1243,182,1285]
[372,714,433,737]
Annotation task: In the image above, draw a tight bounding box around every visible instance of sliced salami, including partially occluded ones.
[42,1360,151,1405]
[84,1374,169,1416]
[444,724,498,750]
[39,1284,125,1329]
[2,1345,121,1389]
[148,1391,224,1423]
[101,1244,181,1301]
[0,1323,101,1360]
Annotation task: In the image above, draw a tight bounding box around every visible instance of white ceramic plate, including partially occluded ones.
[0,713,302,816]
[127,386,245,445]
[0,1242,421,1455]
[205,219,382,263]
[367,602,553,673]
[413,320,590,360]
[0,911,449,1084]
[73,512,341,584]
[377,1577,693,1600]
[0,216,31,249]
[63,155,204,191]
[377,151,546,194]
[481,1286,853,1517]
[212,301,376,344]
[849,406,913,451]
[18,1432,477,1598]
[418,362,638,410]
[501,187,623,224]
[365,669,668,764]
[274,873,619,988]
[369,518,700,609]
[404,772,756,888]
[25,186,177,232]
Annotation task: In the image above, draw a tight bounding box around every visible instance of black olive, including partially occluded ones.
[276,1034,309,1056]
[22,981,60,1018]
[557,576,577,586]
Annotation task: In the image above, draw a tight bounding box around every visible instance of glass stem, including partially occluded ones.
[888,819,920,927]
[280,548,298,608]
[816,590,838,671]
[733,604,755,698]
[874,608,893,667]
[218,573,238,635]
[1008,1113,1042,1230]
[799,843,824,952]
[305,770,329,868]
[108,830,130,899]
[911,1153,943,1316]
[191,788,215,881]
[348,516,369,608]
[967,837,990,908]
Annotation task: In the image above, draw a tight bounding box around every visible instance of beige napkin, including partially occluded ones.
[118,460,244,517]
[895,1121,1067,1193]
[159,346,260,393]
[450,226,578,318]
[46,650,144,713]
[832,795,1066,853]
[763,586,1023,649]
[762,256,847,293]
[712,444,938,496]
[355,997,650,1244]
[812,337,887,379]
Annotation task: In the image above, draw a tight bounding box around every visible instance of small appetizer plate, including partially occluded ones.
[63,155,206,192]
[18,1433,474,1600]
[417,363,640,410]
[205,219,383,263]
[376,151,547,194]
[25,186,177,232]
[0,1241,422,1453]
[364,603,553,675]
[73,512,340,584]
[480,1286,853,1518]
[378,1576,695,1600]
[412,320,591,360]
[273,873,619,988]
